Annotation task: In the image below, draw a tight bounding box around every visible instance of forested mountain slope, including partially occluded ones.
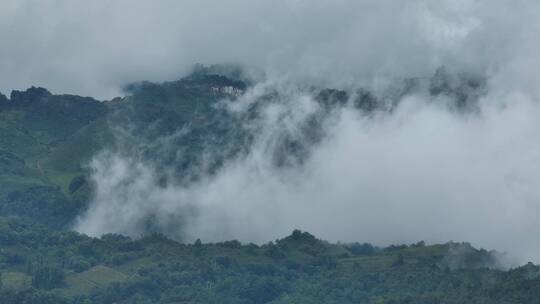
[0,68,483,230]
[1,69,536,303]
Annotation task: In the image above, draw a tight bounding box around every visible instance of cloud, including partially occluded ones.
[76,77,540,265]
[1,0,539,98]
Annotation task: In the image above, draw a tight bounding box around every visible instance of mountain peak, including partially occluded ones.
[10,86,52,104]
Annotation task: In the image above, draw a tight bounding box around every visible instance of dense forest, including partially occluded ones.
[1,67,539,303]
[1,218,540,303]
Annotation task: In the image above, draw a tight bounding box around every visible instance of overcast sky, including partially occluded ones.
[1,0,538,99]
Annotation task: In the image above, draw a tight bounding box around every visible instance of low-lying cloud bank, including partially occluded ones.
[75,76,540,265]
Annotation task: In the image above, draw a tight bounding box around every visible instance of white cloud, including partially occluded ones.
[76,81,540,264]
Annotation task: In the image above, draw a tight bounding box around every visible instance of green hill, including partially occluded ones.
[1,219,539,304]
[0,87,110,228]
[0,69,483,229]
[0,74,248,228]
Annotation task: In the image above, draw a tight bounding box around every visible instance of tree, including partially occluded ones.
[31,265,65,289]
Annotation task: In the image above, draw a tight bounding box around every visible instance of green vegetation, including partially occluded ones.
[0,86,110,228]
[0,73,250,228]
[0,219,539,303]
[0,70,536,303]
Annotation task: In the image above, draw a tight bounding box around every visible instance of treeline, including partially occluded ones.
[0,217,539,303]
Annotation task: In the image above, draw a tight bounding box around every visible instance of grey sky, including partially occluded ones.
[1,0,538,98]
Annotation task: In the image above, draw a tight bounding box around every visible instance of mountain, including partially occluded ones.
[0,86,111,228]
[0,73,251,228]
[2,68,537,303]
[0,68,484,229]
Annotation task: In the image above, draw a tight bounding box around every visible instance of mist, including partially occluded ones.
[2,1,540,264]
[75,76,540,265]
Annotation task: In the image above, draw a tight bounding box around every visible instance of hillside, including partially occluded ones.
[1,218,540,303]
[0,72,249,228]
[0,68,483,230]
[0,69,538,303]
